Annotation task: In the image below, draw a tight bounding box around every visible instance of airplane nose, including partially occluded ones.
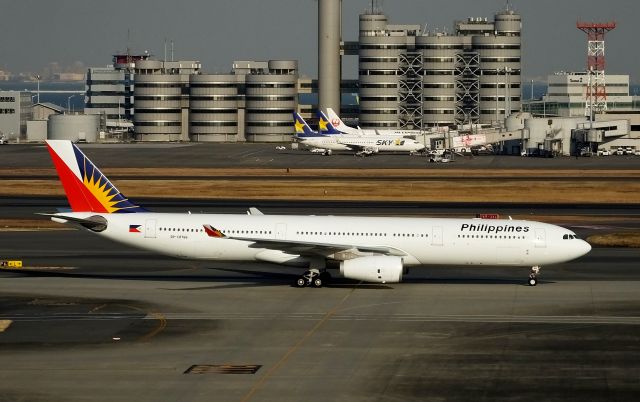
[578,240,592,257]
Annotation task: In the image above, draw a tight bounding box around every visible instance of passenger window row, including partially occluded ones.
[294,231,429,238]
[160,227,203,232]
[458,234,525,240]
[225,230,272,235]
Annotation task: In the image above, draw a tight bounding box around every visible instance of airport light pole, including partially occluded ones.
[530,79,534,101]
[36,75,40,104]
[67,94,79,113]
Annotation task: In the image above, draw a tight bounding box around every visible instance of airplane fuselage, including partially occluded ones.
[44,139,592,286]
[57,213,591,268]
[299,135,424,153]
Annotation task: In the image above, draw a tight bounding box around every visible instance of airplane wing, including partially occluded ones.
[335,140,375,153]
[203,225,407,258]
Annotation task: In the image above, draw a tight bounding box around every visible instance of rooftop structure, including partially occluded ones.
[85,52,151,137]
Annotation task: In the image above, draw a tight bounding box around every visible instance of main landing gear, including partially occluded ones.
[528,266,541,286]
[295,269,332,288]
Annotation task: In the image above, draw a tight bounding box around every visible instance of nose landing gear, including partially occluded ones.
[528,266,541,286]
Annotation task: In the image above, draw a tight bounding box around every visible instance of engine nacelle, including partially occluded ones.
[339,256,404,283]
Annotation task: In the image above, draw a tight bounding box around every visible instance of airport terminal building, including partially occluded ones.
[0,91,31,141]
[78,6,520,142]
[85,57,297,142]
[357,8,521,129]
[188,60,298,143]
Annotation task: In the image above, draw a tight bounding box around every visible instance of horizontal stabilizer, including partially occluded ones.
[37,213,108,232]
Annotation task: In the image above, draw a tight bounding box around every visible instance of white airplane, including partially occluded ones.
[42,140,591,287]
[294,113,425,155]
[325,108,424,137]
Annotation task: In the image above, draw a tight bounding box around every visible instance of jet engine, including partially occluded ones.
[339,256,404,283]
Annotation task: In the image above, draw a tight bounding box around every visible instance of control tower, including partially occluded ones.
[318,0,341,114]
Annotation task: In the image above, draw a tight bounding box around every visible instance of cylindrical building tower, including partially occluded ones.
[358,12,404,128]
[48,114,100,142]
[477,10,522,124]
[189,74,240,142]
[133,60,184,141]
[245,60,298,142]
[318,0,341,114]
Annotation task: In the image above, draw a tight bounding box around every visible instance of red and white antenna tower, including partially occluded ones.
[576,21,616,118]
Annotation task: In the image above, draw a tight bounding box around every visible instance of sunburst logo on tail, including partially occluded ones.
[46,140,146,213]
[73,146,145,213]
[81,163,124,213]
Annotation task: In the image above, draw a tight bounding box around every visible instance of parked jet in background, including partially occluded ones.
[293,113,350,154]
[42,140,591,287]
[294,113,425,155]
[326,108,424,137]
[316,110,344,135]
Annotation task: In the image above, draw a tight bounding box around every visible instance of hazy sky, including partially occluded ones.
[2,0,639,82]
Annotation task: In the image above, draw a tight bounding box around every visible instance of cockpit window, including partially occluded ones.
[563,234,579,240]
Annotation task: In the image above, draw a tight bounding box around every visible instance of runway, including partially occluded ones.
[1,228,640,401]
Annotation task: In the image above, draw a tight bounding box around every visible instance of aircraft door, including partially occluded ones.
[275,223,287,240]
[431,226,443,246]
[534,228,546,248]
[145,219,157,238]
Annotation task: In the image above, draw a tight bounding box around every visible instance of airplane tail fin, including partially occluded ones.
[326,108,349,131]
[293,112,319,137]
[316,110,343,134]
[45,140,146,213]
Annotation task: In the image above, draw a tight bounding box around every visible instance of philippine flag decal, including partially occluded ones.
[129,224,142,233]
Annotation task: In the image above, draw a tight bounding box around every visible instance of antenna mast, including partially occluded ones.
[577,21,616,118]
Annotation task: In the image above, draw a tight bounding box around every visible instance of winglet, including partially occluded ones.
[203,224,226,238]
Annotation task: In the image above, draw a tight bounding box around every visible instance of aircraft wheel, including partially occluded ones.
[528,277,537,286]
[296,277,307,288]
[312,277,323,288]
